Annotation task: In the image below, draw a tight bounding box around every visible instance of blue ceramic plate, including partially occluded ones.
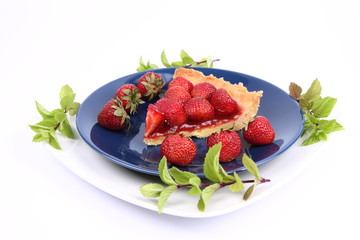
[76,67,303,177]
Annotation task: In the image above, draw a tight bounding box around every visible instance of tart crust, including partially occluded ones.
[144,68,263,145]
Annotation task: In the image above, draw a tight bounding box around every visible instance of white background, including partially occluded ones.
[1,0,359,239]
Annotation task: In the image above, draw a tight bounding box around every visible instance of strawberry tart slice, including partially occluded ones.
[143,67,263,145]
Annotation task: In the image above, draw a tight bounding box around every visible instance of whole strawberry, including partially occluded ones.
[164,86,191,105]
[206,130,242,162]
[243,116,275,145]
[155,98,187,127]
[168,76,194,93]
[97,98,130,131]
[114,83,144,114]
[191,82,217,100]
[137,72,164,101]
[184,97,214,122]
[160,135,197,166]
[210,88,238,116]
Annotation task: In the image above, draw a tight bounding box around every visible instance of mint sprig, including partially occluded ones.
[136,49,220,72]
[29,85,80,150]
[289,80,344,145]
[139,143,270,213]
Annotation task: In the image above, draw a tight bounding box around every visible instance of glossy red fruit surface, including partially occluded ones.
[210,88,238,116]
[191,82,217,100]
[168,76,194,93]
[243,116,275,145]
[184,97,214,122]
[160,135,197,166]
[206,130,242,162]
[164,86,191,105]
[97,99,129,131]
[137,72,164,100]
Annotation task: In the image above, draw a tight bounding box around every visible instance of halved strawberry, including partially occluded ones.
[155,98,187,127]
[144,104,165,137]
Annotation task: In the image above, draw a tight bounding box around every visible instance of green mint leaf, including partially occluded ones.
[148,61,159,70]
[203,143,223,183]
[31,84,79,150]
[182,56,194,65]
[305,113,319,124]
[188,177,202,195]
[242,153,262,181]
[168,167,200,185]
[171,61,185,67]
[29,124,52,133]
[299,97,313,113]
[188,185,202,196]
[158,157,177,186]
[217,164,235,183]
[69,102,80,116]
[180,50,194,64]
[299,79,322,113]
[289,82,302,101]
[158,185,177,214]
[302,114,344,145]
[35,101,51,118]
[197,183,220,212]
[161,50,171,67]
[189,176,201,186]
[319,119,344,134]
[58,119,75,139]
[228,172,245,192]
[139,183,164,198]
[136,56,147,72]
[32,132,49,142]
[60,94,76,111]
[243,184,256,201]
[35,118,59,128]
[60,85,76,111]
[59,84,74,100]
[312,96,337,118]
[302,79,322,103]
[302,128,327,146]
[136,57,159,72]
[302,113,319,137]
[48,129,61,150]
[205,57,214,68]
[302,117,315,137]
[54,111,67,122]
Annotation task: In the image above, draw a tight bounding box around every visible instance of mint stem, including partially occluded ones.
[185,59,220,68]
[176,178,270,189]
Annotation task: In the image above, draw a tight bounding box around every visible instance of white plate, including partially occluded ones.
[46,121,320,218]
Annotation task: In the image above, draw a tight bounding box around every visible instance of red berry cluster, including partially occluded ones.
[157,76,276,167]
[148,76,238,133]
[97,72,164,131]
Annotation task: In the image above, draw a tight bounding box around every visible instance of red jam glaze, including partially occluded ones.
[146,106,242,139]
